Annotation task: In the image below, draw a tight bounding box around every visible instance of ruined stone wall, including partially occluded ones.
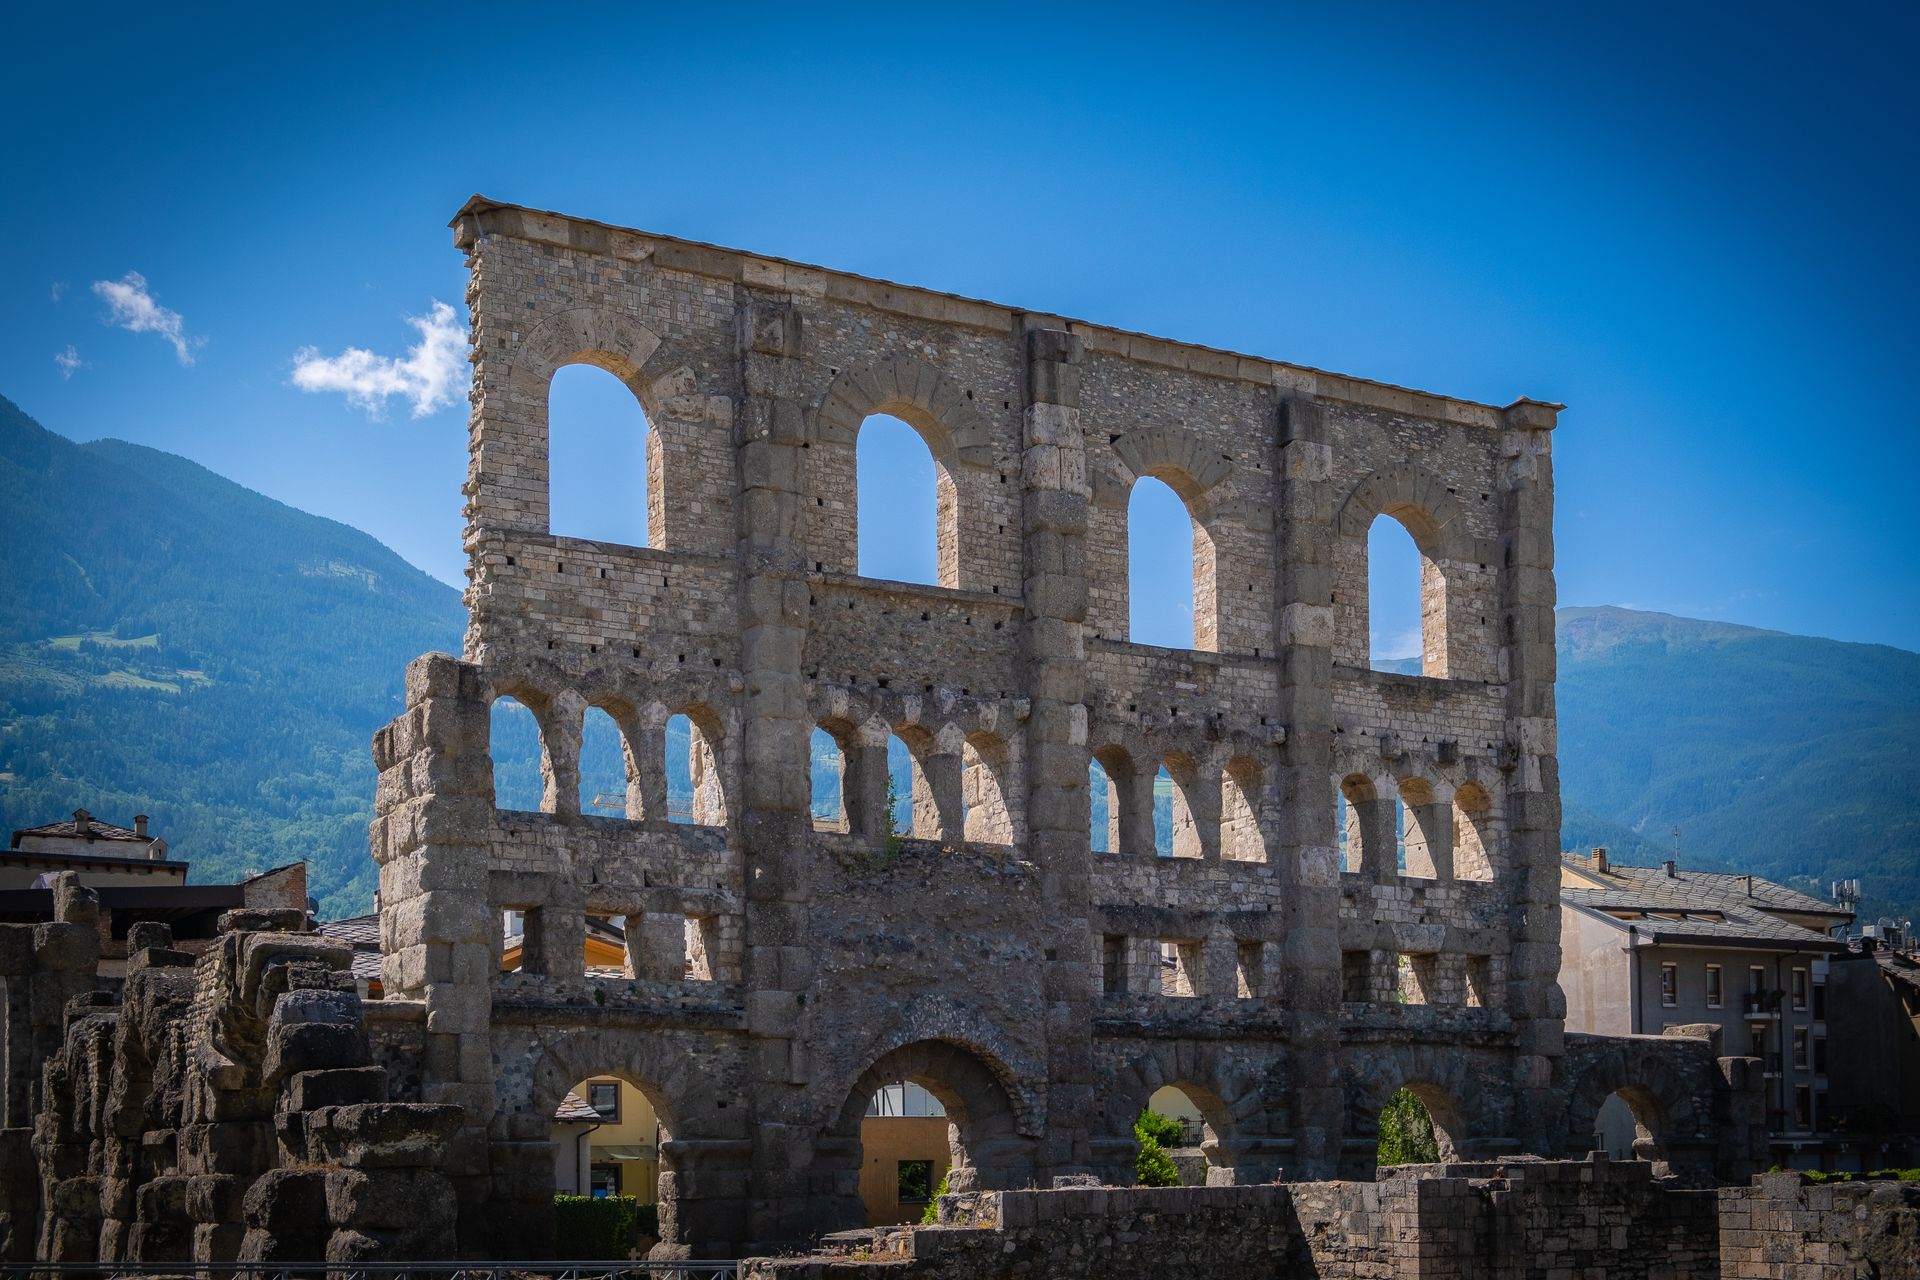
[354,196,1724,1258]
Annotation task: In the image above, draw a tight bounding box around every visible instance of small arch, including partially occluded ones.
[1452,782,1496,881]
[1154,756,1203,859]
[490,694,550,813]
[1595,1086,1668,1161]
[1134,1086,1221,1187]
[961,731,1016,846]
[549,362,656,549]
[1367,514,1428,674]
[1336,774,1378,874]
[578,705,633,819]
[1126,476,1208,650]
[552,1075,664,1203]
[860,1081,951,1226]
[826,1039,1033,1229]
[887,731,930,838]
[812,724,851,834]
[666,708,728,827]
[1376,1085,1457,1168]
[1221,756,1265,862]
[857,414,952,588]
[1397,777,1443,880]
[1089,752,1124,854]
[1335,464,1474,679]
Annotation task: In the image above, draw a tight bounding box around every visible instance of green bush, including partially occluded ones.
[1134,1108,1183,1187]
[634,1201,660,1239]
[919,1170,951,1225]
[554,1195,638,1259]
[1798,1168,1920,1184]
[1377,1087,1440,1168]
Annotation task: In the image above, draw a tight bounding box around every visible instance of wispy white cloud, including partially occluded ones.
[50,282,66,303]
[92,271,200,364]
[54,346,86,380]
[290,300,466,419]
[1373,626,1424,661]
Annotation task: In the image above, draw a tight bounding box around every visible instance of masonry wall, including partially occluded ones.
[353,196,1744,1258]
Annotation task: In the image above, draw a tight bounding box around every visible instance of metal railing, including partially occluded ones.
[0,1264,740,1280]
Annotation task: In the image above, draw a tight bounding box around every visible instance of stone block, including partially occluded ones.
[286,1067,390,1111]
[302,1102,463,1168]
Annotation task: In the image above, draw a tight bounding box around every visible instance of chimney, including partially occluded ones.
[73,809,92,838]
[1663,859,1678,878]
[134,814,149,839]
[1593,846,1609,874]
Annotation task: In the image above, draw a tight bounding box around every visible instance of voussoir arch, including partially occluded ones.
[512,305,670,393]
[1097,427,1235,508]
[1336,463,1472,558]
[813,356,995,466]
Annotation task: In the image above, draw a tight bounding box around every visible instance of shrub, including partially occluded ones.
[1134,1107,1182,1187]
[919,1170,951,1225]
[554,1194,637,1259]
[1377,1087,1440,1167]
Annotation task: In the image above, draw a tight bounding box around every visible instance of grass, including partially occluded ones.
[47,631,159,650]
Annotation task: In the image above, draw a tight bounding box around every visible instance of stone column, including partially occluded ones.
[370,654,498,1248]
[1272,394,1345,1176]
[1498,398,1566,1152]
[736,296,816,1249]
[1020,325,1096,1176]
[1118,760,1157,860]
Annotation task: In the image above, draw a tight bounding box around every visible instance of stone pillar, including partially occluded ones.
[1272,394,1344,1175]
[369,653,498,1251]
[736,295,817,1250]
[1021,325,1096,1176]
[1118,761,1157,860]
[919,747,966,843]
[1498,398,1567,1152]
[1355,787,1399,885]
[1404,797,1453,881]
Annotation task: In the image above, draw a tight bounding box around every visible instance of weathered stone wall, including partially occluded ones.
[0,876,461,1265]
[342,196,1767,1257]
[1722,1173,1920,1279]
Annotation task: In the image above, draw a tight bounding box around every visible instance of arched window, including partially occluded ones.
[552,1075,666,1203]
[886,732,927,838]
[1221,757,1264,862]
[811,726,849,833]
[1089,755,1119,854]
[962,732,1015,846]
[666,711,726,826]
[1376,1086,1444,1168]
[1452,783,1496,881]
[857,414,949,587]
[490,695,546,812]
[1153,760,1202,859]
[549,363,654,548]
[1337,775,1378,874]
[578,706,631,819]
[1596,1087,1666,1161]
[1127,477,1210,650]
[1367,515,1431,675]
[1398,778,1444,880]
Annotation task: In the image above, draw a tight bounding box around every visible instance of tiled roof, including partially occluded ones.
[554,1091,602,1123]
[11,814,149,844]
[1561,883,1846,951]
[1595,864,1846,917]
[317,914,383,982]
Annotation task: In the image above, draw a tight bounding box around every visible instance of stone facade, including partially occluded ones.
[0,199,1778,1265]
[355,197,1761,1257]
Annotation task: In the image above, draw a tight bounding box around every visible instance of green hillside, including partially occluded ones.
[1556,605,1919,925]
[0,395,464,916]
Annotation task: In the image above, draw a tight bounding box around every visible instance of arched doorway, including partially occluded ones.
[824,1039,1033,1232]
[1594,1085,1667,1161]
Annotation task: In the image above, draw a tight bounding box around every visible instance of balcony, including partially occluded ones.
[1743,991,1782,1019]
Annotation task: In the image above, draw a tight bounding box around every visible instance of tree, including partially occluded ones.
[1377,1087,1439,1166]
[1134,1107,1182,1186]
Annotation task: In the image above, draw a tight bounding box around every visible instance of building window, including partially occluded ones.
[1747,1024,1765,1057]
[1101,934,1126,996]
[1813,1036,1827,1076]
[1791,968,1808,1010]
[1793,1027,1809,1070]
[1812,982,1827,1020]
[1747,965,1766,1012]
[587,1081,621,1123]
[1660,962,1678,1007]
[1704,964,1723,1009]
[1793,1086,1811,1130]
[589,1163,622,1198]
[897,1160,934,1206]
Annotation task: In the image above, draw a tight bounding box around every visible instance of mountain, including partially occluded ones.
[0,395,464,916]
[1555,605,1920,926]
[2,395,1913,925]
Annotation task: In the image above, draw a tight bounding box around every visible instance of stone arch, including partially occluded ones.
[1093,428,1241,653]
[812,358,996,591]
[487,684,561,815]
[1451,779,1498,880]
[961,728,1019,846]
[665,701,732,828]
[1559,1043,1697,1164]
[1090,743,1142,856]
[1341,1047,1492,1176]
[1220,754,1266,862]
[1097,1043,1276,1183]
[1333,463,1485,678]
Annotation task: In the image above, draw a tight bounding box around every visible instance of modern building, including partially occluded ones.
[1,809,307,980]
[1558,849,1862,1168]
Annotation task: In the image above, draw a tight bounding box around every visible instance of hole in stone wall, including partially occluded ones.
[553,1076,663,1200]
[1236,941,1265,998]
[579,706,631,819]
[1126,476,1201,650]
[549,363,653,548]
[667,711,727,826]
[811,726,849,833]
[1153,762,1201,859]
[857,414,949,587]
[489,696,546,813]
[1158,938,1202,996]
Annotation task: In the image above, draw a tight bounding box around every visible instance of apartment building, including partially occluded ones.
[1558,849,1863,1169]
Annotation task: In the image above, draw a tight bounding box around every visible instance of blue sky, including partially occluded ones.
[3,2,1916,652]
